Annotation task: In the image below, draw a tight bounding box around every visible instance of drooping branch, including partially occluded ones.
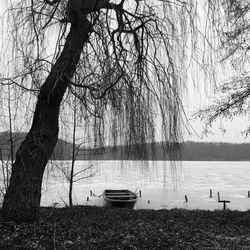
[195,75,250,125]
[2,0,214,155]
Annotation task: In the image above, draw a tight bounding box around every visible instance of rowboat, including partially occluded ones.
[102,189,138,209]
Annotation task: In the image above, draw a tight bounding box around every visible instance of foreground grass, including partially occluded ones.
[1,206,250,249]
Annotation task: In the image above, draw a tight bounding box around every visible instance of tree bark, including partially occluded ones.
[2,12,91,222]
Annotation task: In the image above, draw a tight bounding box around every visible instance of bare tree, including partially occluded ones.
[0,0,209,222]
[64,89,96,207]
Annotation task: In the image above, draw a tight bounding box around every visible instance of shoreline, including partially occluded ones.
[1,205,250,249]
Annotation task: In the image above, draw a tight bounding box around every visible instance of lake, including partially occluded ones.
[39,160,250,211]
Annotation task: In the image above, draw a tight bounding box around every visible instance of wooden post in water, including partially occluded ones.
[210,189,212,198]
[248,191,250,198]
[139,190,142,197]
[219,200,230,210]
[87,196,89,202]
[185,195,188,203]
[217,192,220,202]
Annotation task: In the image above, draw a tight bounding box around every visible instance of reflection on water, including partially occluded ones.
[38,161,250,211]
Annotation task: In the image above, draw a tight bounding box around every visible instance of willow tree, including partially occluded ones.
[1,0,210,222]
[196,1,250,134]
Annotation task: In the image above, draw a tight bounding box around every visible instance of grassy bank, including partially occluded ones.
[1,206,250,249]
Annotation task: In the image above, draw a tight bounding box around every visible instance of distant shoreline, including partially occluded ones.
[74,159,250,161]
[1,131,250,161]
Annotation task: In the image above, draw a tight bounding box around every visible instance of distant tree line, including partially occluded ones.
[1,132,249,161]
[76,141,250,161]
[180,142,250,161]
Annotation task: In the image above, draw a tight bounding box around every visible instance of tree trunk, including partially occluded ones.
[69,95,77,207]
[2,13,91,222]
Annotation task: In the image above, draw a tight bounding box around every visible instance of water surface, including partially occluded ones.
[40,160,250,211]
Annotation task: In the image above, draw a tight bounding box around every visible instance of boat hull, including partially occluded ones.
[103,189,138,209]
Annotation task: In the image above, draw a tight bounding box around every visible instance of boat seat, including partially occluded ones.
[106,195,136,198]
[105,192,131,195]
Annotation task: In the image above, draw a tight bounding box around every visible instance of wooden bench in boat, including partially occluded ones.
[106,192,135,195]
[106,195,136,198]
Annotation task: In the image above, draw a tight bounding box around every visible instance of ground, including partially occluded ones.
[1,206,250,249]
